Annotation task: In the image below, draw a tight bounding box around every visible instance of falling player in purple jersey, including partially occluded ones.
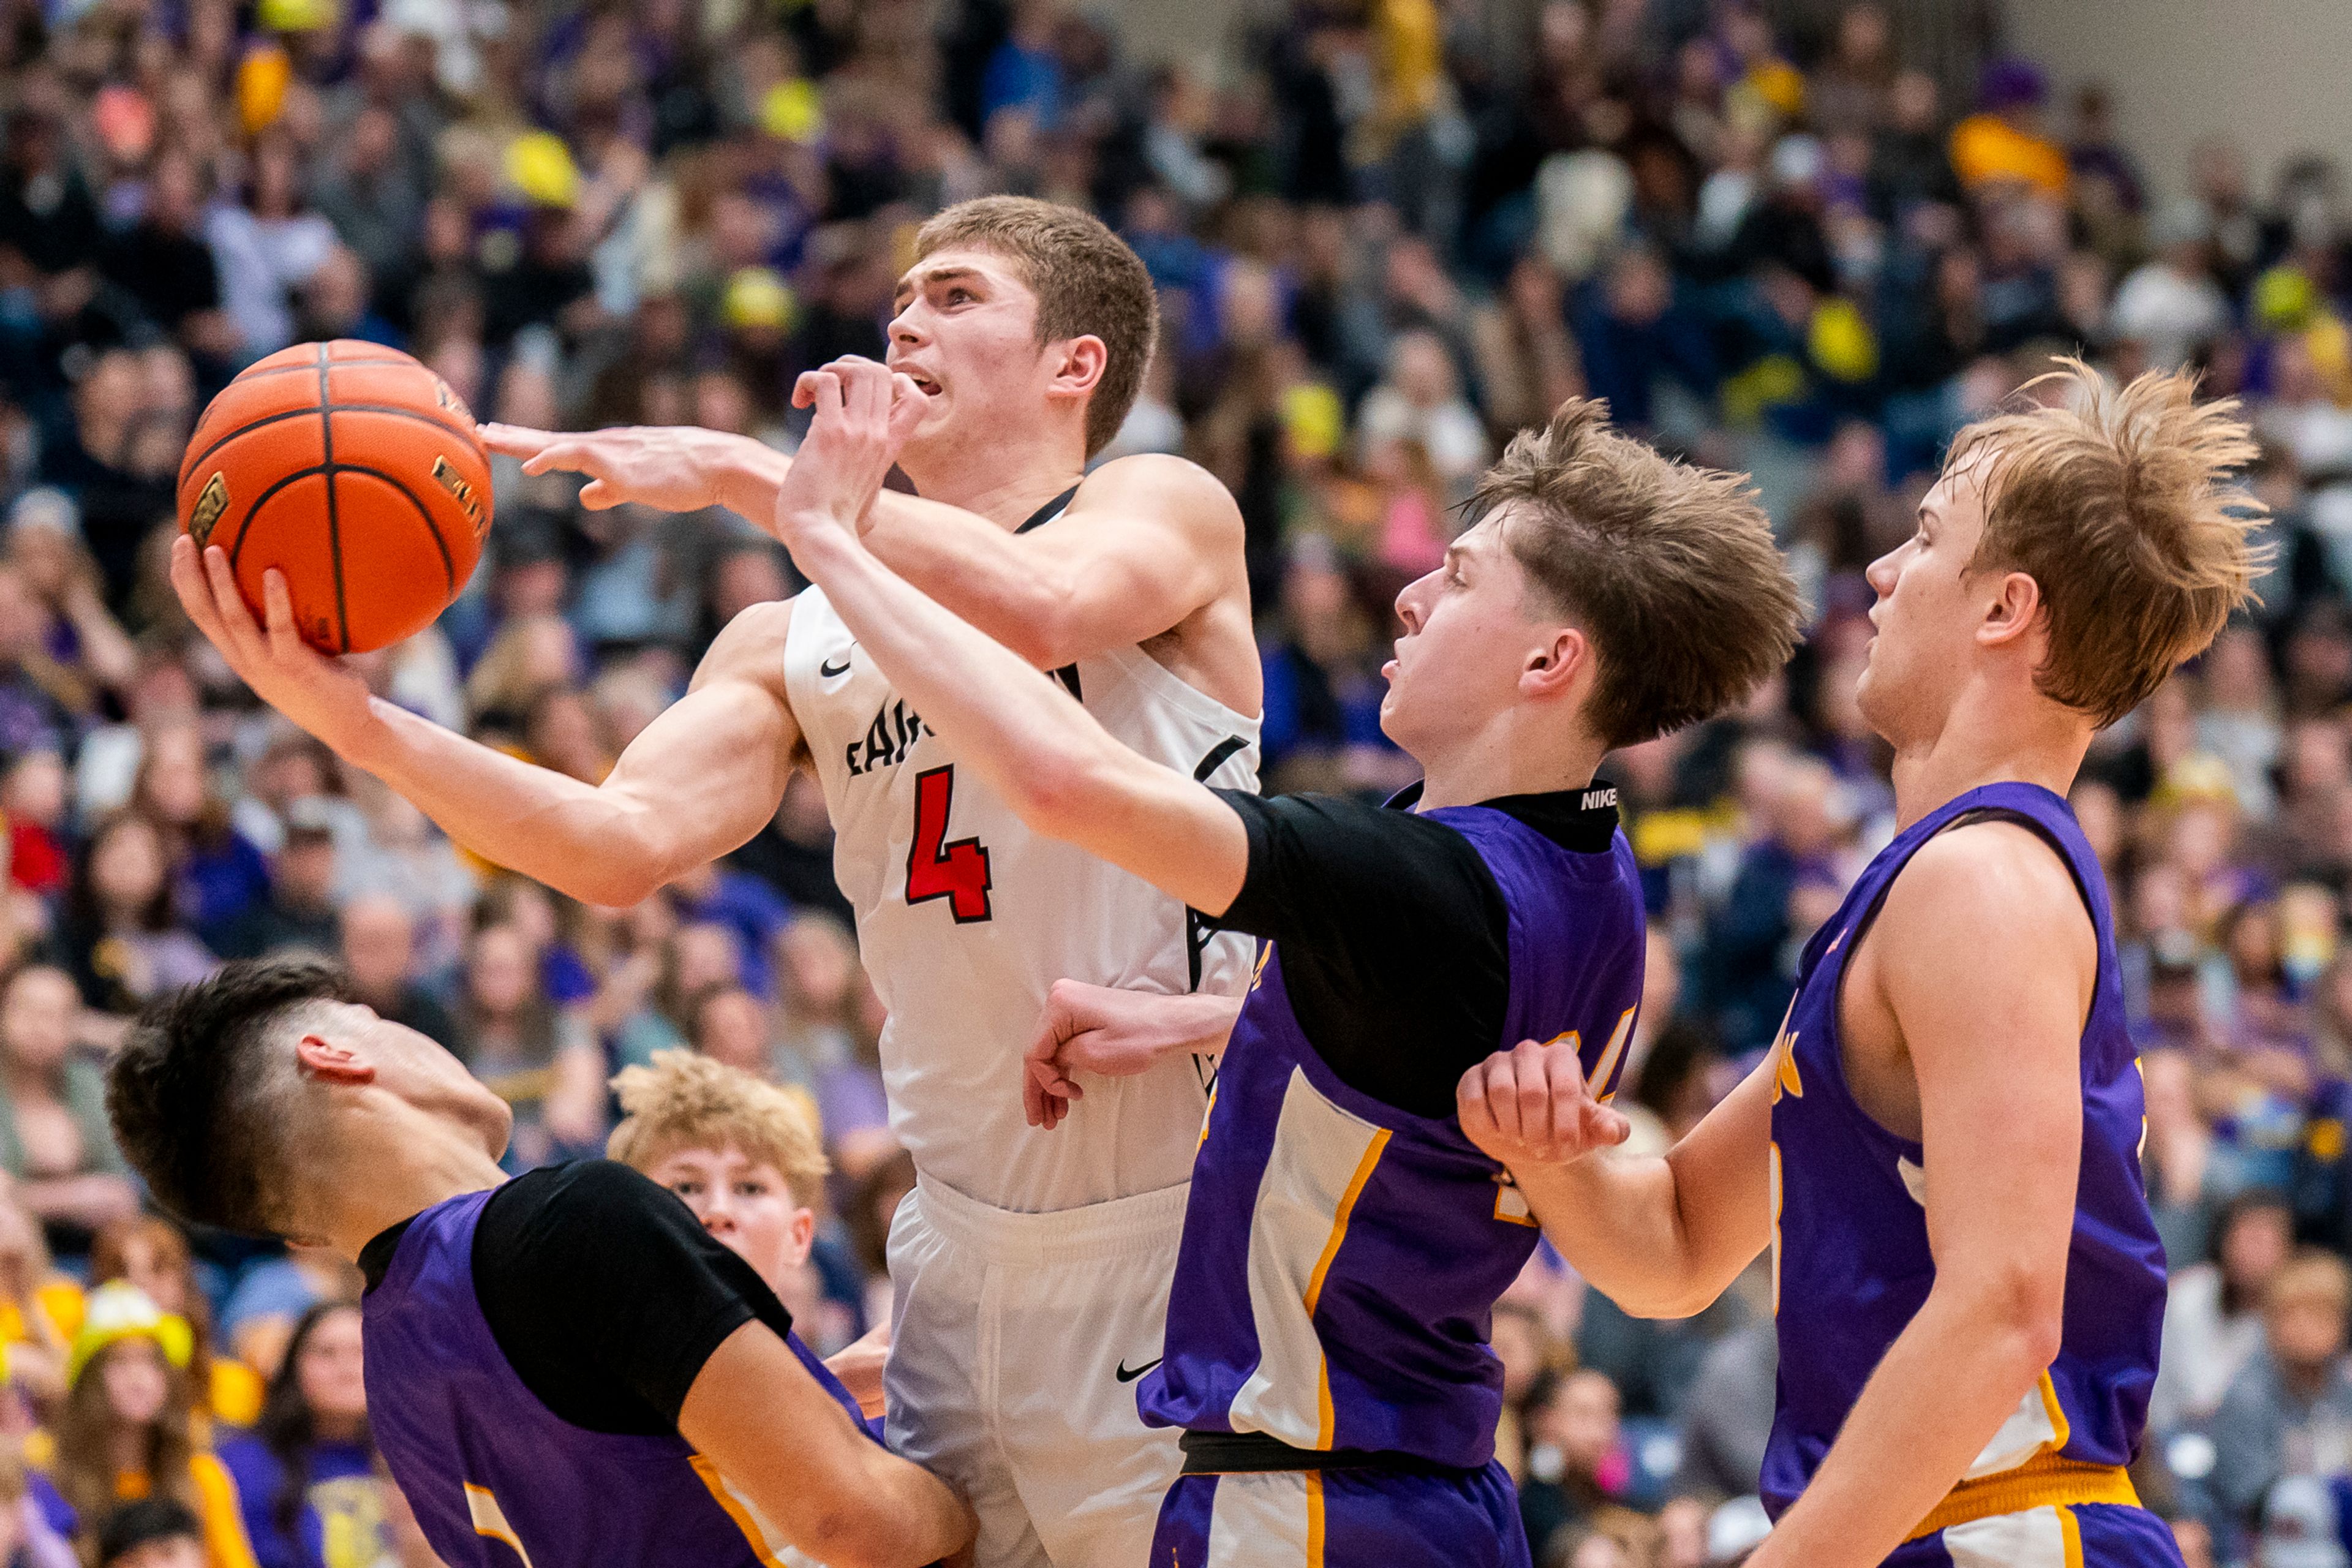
[1463,363,2264,1568]
[758,358,1800,1567]
[103,959,975,1568]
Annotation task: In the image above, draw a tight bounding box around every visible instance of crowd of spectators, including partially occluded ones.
[2,0,2352,1562]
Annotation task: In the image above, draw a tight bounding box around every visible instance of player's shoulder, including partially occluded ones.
[1074,453,1243,537]
[1882,815,2091,949]
[714,594,798,649]
[491,1159,669,1232]
[481,1160,704,1268]
[692,595,801,689]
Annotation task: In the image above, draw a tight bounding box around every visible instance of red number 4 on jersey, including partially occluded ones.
[906,765,993,922]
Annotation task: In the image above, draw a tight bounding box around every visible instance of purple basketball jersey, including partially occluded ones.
[1761,783,2166,1518]
[1139,801,1646,1468]
[363,1188,867,1567]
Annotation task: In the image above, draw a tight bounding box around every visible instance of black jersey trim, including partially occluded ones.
[1016,484,1082,535]
[1386,778,1621,854]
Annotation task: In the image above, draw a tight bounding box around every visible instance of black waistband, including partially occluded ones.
[1177,1430,1481,1479]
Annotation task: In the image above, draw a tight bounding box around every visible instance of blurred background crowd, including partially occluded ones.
[0,0,2349,1563]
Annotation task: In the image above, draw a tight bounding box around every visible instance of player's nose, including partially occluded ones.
[1863,546,1900,599]
[1393,576,1430,633]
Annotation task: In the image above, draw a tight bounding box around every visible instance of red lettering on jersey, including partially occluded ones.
[906,765,993,922]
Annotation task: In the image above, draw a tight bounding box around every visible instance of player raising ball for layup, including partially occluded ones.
[172,197,1262,1568]
[761,358,1801,1567]
[1461,364,2261,1568]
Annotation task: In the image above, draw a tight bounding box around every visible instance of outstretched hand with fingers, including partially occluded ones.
[168,535,376,755]
[477,422,734,513]
[1456,1037,1630,1170]
[771,358,926,557]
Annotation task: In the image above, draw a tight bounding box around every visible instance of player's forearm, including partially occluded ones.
[1751,1281,2061,1568]
[1150,992,1243,1058]
[793,528,1242,911]
[719,440,1081,667]
[797,528,1099,798]
[712,435,794,524]
[860,493,1089,666]
[341,701,669,905]
[686,1324,975,1568]
[1509,1152,1735,1318]
[834,1444,976,1568]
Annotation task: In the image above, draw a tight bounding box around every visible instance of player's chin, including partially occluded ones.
[904,391,949,435]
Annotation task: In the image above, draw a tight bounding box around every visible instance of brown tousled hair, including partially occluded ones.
[1945,359,2267,727]
[1465,399,1803,748]
[912,197,1158,458]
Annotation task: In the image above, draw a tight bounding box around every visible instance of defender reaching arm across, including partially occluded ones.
[763,356,1806,1568]
[1021,982,1245,1131]
[747,360,1252,914]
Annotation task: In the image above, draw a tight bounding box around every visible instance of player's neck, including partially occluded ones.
[899,434,1085,530]
[311,1112,510,1264]
[1887,682,2092,829]
[1415,723,1608,811]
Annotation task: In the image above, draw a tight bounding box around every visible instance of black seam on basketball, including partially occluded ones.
[181,356,429,489]
[180,403,478,483]
[342,465,456,594]
[217,357,414,382]
[317,344,350,654]
[224,464,332,568]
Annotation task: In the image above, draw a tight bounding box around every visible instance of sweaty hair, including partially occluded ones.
[606,1049,831,1210]
[1463,399,1802,748]
[108,959,350,1237]
[1946,360,2267,726]
[911,196,1158,459]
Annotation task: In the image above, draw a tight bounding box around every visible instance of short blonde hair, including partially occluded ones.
[606,1050,831,1209]
[1946,360,2269,727]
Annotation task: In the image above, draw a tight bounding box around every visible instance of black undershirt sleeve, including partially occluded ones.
[1208,790,1512,1118]
[469,1161,796,1434]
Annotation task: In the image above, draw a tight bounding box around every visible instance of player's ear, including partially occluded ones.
[1978,568,2043,650]
[1046,334,1109,402]
[1520,625,1588,701]
[295,1032,376,1087]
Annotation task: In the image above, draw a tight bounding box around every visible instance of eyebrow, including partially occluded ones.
[893,265,984,304]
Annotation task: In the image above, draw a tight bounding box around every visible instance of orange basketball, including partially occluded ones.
[177,340,493,654]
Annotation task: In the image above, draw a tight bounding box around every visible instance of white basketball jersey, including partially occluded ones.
[781,543,1260,1213]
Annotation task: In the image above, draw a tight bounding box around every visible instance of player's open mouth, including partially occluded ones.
[906,374,942,396]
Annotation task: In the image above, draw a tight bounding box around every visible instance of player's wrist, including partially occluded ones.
[1177,993,1243,1055]
[708,434,788,518]
[788,513,865,571]
[330,693,400,770]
